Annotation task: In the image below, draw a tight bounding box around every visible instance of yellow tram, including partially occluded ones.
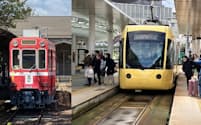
[119,25,175,90]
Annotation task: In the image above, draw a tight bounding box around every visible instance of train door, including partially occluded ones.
[49,49,54,94]
[38,49,46,89]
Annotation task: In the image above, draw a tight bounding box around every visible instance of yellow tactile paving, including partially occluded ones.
[169,72,201,125]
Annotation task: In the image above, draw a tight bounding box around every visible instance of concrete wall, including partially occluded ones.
[9,16,72,39]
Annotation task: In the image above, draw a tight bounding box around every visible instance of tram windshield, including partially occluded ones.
[126,31,165,69]
[22,50,36,69]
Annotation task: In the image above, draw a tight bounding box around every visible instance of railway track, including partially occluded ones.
[96,95,153,125]
[73,91,173,125]
[2,106,71,125]
[3,108,43,125]
[0,90,71,125]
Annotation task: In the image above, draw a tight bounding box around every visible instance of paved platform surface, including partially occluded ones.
[72,85,117,108]
[72,71,119,91]
[56,82,71,93]
[169,73,201,125]
[72,71,119,108]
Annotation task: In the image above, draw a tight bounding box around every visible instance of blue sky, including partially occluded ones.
[26,0,72,16]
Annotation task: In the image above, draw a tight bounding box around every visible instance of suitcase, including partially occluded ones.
[188,79,198,96]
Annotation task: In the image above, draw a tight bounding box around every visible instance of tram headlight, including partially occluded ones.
[156,74,162,79]
[40,41,45,47]
[13,40,18,47]
[126,73,131,79]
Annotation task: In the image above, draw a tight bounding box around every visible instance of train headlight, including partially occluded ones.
[126,73,132,79]
[156,74,162,79]
[40,41,45,47]
[13,40,18,47]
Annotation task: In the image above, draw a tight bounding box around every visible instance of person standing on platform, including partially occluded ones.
[105,53,115,85]
[100,56,106,84]
[85,64,94,86]
[93,51,101,85]
[84,53,92,86]
[192,54,201,74]
[182,56,194,89]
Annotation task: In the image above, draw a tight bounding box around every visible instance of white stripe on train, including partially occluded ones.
[9,72,55,76]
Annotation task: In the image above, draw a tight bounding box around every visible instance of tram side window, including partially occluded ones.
[166,39,173,69]
[13,50,20,69]
[119,39,124,68]
[39,50,45,69]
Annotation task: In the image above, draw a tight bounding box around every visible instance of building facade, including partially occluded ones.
[9,16,72,77]
[112,1,172,24]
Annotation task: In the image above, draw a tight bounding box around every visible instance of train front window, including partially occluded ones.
[39,50,45,69]
[13,50,20,69]
[126,31,165,69]
[22,50,36,69]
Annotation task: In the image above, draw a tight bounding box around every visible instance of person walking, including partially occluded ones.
[182,56,194,89]
[100,56,106,84]
[105,53,115,85]
[93,51,101,85]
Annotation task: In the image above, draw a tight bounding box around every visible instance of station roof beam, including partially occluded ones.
[73,0,133,32]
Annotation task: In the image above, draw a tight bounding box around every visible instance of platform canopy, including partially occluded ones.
[0,28,16,48]
[72,0,133,40]
[175,0,201,39]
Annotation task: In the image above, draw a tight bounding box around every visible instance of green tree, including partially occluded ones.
[0,0,32,28]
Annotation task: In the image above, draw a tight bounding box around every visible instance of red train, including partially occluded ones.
[9,37,56,108]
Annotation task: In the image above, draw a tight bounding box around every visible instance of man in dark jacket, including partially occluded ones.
[182,56,194,89]
[105,53,115,85]
[105,53,115,75]
[93,51,101,85]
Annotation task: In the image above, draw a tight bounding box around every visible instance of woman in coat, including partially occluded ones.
[182,56,194,89]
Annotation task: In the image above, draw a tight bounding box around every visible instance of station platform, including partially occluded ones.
[56,75,72,93]
[56,82,71,93]
[72,71,119,117]
[169,73,201,125]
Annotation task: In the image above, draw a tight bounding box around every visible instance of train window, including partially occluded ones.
[39,50,45,69]
[13,50,20,69]
[166,39,173,69]
[126,31,165,69]
[22,50,36,69]
[119,39,123,68]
